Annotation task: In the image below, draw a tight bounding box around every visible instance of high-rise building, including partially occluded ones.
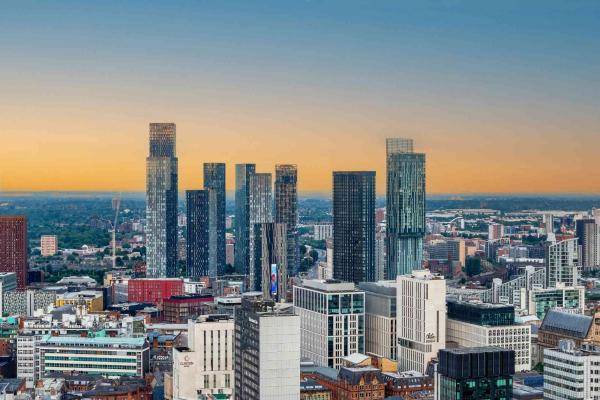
[435,347,515,400]
[333,171,376,283]
[488,223,505,241]
[172,315,234,399]
[275,164,299,276]
[385,138,426,279]
[397,270,446,373]
[576,219,599,270]
[186,190,209,279]
[234,295,300,400]
[0,216,28,289]
[313,224,333,241]
[445,300,531,372]
[293,279,365,369]
[253,222,288,301]
[248,173,273,289]
[234,164,256,275]
[40,235,58,257]
[204,163,227,276]
[545,237,579,287]
[359,280,397,360]
[146,123,178,278]
[544,341,600,400]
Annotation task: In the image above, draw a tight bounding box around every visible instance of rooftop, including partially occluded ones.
[39,335,146,347]
[301,279,357,292]
[540,310,592,339]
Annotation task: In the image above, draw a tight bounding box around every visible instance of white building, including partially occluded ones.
[544,341,600,400]
[397,270,446,373]
[517,284,585,319]
[546,237,579,287]
[293,279,365,369]
[172,315,234,399]
[359,281,396,360]
[313,224,333,241]
[40,235,58,257]
[17,334,37,388]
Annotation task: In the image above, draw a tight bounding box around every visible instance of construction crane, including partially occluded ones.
[112,194,121,269]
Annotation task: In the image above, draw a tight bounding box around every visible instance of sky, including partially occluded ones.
[0,1,599,194]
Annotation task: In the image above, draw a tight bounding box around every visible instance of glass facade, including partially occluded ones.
[275,164,299,276]
[447,300,515,326]
[234,164,256,275]
[186,190,210,279]
[204,163,226,277]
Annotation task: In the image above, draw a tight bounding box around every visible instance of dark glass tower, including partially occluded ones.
[204,163,226,277]
[248,173,273,289]
[332,171,376,283]
[146,123,178,278]
[275,164,299,276]
[234,164,256,275]
[251,222,288,300]
[385,138,426,279]
[186,190,209,279]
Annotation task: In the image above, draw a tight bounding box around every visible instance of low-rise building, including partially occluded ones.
[55,290,104,312]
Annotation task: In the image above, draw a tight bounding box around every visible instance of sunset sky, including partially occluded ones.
[1,1,599,194]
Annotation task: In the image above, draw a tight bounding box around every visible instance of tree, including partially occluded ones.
[465,257,481,277]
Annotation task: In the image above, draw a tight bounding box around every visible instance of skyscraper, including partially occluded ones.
[275,164,299,276]
[234,164,256,275]
[146,123,178,278]
[204,163,226,276]
[255,222,288,301]
[332,171,376,283]
[186,190,209,279]
[248,173,273,289]
[385,138,426,279]
[576,219,599,270]
[0,216,28,289]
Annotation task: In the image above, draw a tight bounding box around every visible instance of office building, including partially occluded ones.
[435,347,515,400]
[294,280,365,369]
[576,219,599,269]
[186,190,210,279]
[146,123,178,278]
[254,222,288,301]
[314,224,333,241]
[397,270,446,373]
[40,235,58,257]
[172,315,234,399]
[162,294,214,324]
[234,295,300,400]
[385,138,426,279]
[517,284,585,319]
[544,341,600,400]
[275,164,299,276]
[359,281,397,360]
[234,164,256,275]
[375,228,386,281]
[248,172,273,289]
[127,278,184,307]
[204,163,227,277]
[488,223,505,241]
[38,336,149,379]
[545,237,579,287]
[333,171,376,283]
[446,300,531,372]
[55,291,104,312]
[0,216,28,289]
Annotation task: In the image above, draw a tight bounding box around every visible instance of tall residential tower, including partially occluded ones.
[234,164,256,275]
[146,123,179,278]
[386,138,426,279]
[204,163,226,276]
[275,164,299,276]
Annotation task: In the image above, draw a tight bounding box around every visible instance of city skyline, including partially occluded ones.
[1,1,599,194]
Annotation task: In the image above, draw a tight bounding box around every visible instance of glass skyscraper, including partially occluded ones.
[186,190,209,279]
[146,123,178,278]
[385,137,426,279]
[234,164,256,275]
[332,171,376,283]
[275,164,299,276]
[204,163,226,277]
[248,173,273,290]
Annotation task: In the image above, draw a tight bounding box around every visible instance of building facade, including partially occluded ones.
[333,171,376,283]
[544,341,600,400]
[248,172,273,289]
[234,295,300,400]
[234,164,256,275]
[186,190,210,279]
[0,216,28,289]
[576,219,599,270]
[275,164,299,276]
[127,278,184,307]
[172,315,234,399]
[146,123,178,278]
[293,280,365,369]
[385,138,426,279]
[546,237,579,288]
[397,270,446,373]
[255,222,288,301]
[359,281,397,361]
[204,163,227,277]
[40,235,58,257]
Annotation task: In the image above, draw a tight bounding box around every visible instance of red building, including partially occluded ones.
[128,278,184,307]
[0,216,28,289]
[162,294,214,323]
